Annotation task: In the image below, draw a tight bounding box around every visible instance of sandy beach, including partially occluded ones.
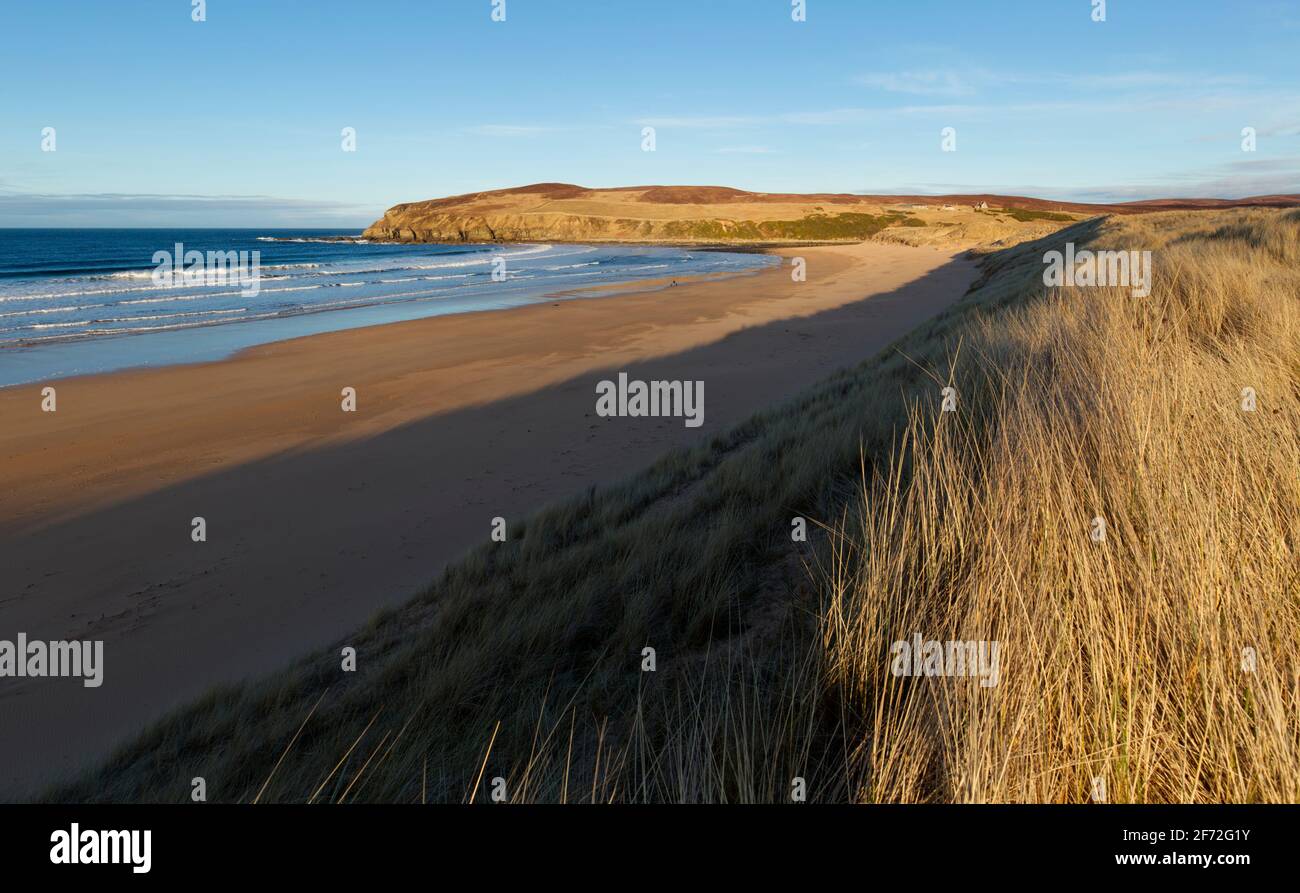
[0,240,975,796]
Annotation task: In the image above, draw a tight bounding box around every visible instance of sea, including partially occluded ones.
[0,229,778,387]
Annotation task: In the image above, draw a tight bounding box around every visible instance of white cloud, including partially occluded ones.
[636,115,762,129]
[856,71,973,96]
[463,124,562,137]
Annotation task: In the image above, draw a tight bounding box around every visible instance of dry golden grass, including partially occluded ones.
[821,208,1300,802]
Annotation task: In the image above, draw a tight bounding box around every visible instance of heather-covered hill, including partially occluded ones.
[363,182,1299,247]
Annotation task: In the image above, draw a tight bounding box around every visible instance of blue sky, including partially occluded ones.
[2,0,1298,226]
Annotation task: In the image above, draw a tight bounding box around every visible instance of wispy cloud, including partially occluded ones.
[1164,156,1300,196]
[781,108,872,126]
[0,192,375,226]
[463,124,564,137]
[637,115,761,129]
[638,81,1295,133]
[1070,71,1250,90]
[856,67,1251,97]
[716,146,778,154]
[1260,121,1300,137]
[855,71,973,96]
[860,156,1300,203]
[638,109,873,129]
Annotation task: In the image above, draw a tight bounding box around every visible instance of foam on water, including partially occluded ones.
[0,229,777,386]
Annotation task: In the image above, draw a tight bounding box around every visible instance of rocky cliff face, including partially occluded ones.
[362,211,687,244]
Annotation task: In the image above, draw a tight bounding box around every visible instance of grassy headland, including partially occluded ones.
[361,182,1083,248]
[360,182,1298,248]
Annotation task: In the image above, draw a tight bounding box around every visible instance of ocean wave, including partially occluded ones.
[255,236,369,244]
[0,242,775,350]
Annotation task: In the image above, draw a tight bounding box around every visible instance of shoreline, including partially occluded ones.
[261,233,872,250]
[0,240,976,796]
[0,262,774,387]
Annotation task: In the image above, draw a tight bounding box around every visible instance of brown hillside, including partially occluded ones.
[364,184,1299,248]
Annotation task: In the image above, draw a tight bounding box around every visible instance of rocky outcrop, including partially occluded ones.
[363,213,655,244]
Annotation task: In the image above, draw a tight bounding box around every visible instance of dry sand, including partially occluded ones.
[0,241,976,797]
